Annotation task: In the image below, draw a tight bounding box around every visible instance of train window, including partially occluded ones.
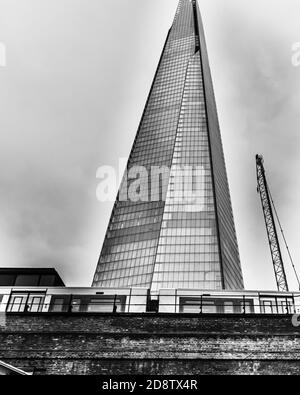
[88,298,113,312]
[87,296,126,313]
[263,301,274,314]
[233,302,242,314]
[237,300,253,314]
[179,298,201,313]
[224,301,234,314]
[71,299,81,312]
[29,296,43,312]
[202,301,216,314]
[8,296,25,312]
[49,295,126,313]
[7,292,45,313]
[278,300,292,314]
[244,301,253,314]
[51,298,65,312]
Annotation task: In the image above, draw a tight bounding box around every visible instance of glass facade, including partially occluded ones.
[93,0,244,291]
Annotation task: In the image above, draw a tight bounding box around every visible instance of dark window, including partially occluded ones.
[15,275,40,286]
[49,296,70,312]
[0,274,16,286]
[51,298,65,312]
[39,275,56,286]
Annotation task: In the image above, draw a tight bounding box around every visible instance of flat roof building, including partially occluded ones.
[0,268,65,287]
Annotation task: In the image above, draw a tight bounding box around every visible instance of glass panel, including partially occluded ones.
[8,295,26,312]
[244,301,253,314]
[263,301,273,314]
[0,274,15,286]
[87,298,113,313]
[202,301,216,314]
[29,296,43,312]
[51,298,65,312]
[15,275,39,286]
[224,301,234,314]
[39,275,56,286]
[280,300,292,314]
[92,0,243,291]
[71,299,81,312]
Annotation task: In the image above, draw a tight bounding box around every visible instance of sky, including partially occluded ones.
[0,0,299,290]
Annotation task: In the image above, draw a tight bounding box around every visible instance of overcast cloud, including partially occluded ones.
[0,0,299,290]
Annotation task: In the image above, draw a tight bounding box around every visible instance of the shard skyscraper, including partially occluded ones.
[93,0,244,291]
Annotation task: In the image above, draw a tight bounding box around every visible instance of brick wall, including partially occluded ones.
[0,313,299,375]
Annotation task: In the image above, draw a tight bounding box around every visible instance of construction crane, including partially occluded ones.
[256,154,289,292]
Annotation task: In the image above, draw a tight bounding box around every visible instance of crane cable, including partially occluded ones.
[267,184,300,291]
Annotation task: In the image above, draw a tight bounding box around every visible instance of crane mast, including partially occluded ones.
[256,155,289,292]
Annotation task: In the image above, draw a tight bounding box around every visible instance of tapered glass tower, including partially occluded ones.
[93,0,244,291]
